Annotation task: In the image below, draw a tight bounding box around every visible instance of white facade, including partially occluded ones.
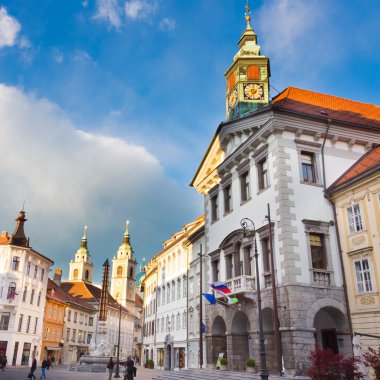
[142,216,204,371]
[192,98,380,374]
[0,212,53,366]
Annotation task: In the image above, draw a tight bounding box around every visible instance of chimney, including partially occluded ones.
[53,269,62,286]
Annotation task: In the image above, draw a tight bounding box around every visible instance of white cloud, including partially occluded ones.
[0,83,199,280]
[159,18,176,32]
[93,0,122,29]
[124,0,157,20]
[72,49,95,65]
[0,7,21,48]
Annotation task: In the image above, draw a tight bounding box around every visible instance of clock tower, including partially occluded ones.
[110,221,137,312]
[225,3,270,120]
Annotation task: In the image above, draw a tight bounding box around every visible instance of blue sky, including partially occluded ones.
[0,0,379,282]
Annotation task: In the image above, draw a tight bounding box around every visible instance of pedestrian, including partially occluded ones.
[1,355,6,371]
[125,356,134,380]
[107,357,114,380]
[47,357,52,370]
[29,358,37,380]
[40,359,48,379]
[0,352,3,372]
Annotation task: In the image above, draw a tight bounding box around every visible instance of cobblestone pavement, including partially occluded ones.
[0,365,161,380]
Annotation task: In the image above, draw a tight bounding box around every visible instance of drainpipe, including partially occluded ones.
[320,114,331,191]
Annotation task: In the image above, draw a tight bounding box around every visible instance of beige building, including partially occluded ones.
[327,145,380,351]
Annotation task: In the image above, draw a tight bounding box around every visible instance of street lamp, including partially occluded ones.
[240,218,269,380]
[114,294,122,378]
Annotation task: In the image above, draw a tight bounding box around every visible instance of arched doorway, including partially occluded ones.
[165,344,172,370]
[230,311,250,370]
[313,306,350,355]
[209,316,227,366]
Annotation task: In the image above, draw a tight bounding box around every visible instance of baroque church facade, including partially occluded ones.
[60,222,137,361]
[191,4,380,376]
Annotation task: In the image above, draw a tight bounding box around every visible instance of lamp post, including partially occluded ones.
[240,218,269,380]
[198,244,203,369]
[114,295,122,378]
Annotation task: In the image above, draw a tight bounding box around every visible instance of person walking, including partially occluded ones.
[1,355,6,371]
[107,357,114,380]
[40,359,48,379]
[30,358,37,380]
[125,357,134,380]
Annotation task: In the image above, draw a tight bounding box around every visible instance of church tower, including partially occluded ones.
[68,226,94,283]
[110,221,136,312]
[225,3,270,120]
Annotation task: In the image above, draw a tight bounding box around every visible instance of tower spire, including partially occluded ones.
[10,210,29,247]
[245,1,252,30]
[81,225,88,248]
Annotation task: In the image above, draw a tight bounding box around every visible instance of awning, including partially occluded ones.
[45,346,61,351]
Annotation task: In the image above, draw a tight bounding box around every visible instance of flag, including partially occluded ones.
[202,322,206,333]
[202,293,217,305]
[227,297,239,305]
[209,282,231,294]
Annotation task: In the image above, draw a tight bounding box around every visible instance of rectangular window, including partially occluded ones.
[0,313,10,330]
[40,268,45,281]
[66,328,70,341]
[18,314,23,332]
[347,203,364,233]
[72,329,76,342]
[12,257,20,271]
[258,157,269,190]
[261,237,271,273]
[240,171,250,202]
[211,194,218,222]
[310,234,326,269]
[223,184,232,214]
[87,333,92,344]
[26,316,31,333]
[33,265,38,279]
[34,317,38,334]
[74,312,77,323]
[301,151,316,183]
[89,317,93,326]
[27,262,31,275]
[68,310,71,322]
[22,287,27,302]
[355,259,373,293]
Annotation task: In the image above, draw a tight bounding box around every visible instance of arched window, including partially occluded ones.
[73,269,79,280]
[167,283,170,304]
[22,286,27,302]
[30,289,35,304]
[37,291,42,306]
[85,269,89,280]
[117,266,123,276]
[129,267,133,277]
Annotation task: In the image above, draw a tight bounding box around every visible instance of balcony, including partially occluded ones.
[312,269,331,286]
[222,275,256,295]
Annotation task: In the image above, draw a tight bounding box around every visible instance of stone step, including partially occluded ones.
[151,369,309,380]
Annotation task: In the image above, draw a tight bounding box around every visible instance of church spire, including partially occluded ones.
[123,220,130,245]
[81,225,88,248]
[225,1,270,120]
[10,210,29,247]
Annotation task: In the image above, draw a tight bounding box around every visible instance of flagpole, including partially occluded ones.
[198,244,203,369]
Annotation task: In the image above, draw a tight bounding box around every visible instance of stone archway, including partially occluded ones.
[208,316,227,366]
[313,306,350,356]
[230,311,250,370]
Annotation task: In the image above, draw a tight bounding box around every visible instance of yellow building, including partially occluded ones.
[327,145,380,350]
[40,278,67,363]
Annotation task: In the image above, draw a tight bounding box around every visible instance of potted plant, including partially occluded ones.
[145,359,154,369]
[220,358,228,371]
[246,358,256,373]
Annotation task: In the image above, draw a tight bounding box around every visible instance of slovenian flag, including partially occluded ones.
[209,282,231,294]
[202,293,217,304]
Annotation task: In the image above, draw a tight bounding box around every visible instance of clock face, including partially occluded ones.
[244,83,264,100]
[228,88,238,109]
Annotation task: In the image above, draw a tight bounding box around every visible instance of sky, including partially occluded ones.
[0,0,379,282]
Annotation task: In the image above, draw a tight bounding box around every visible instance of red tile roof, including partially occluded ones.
[272,87,380,129]
[327,145,380,193]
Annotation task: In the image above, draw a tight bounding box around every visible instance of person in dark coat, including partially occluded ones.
[40,359,48,379]
[125,357,135,380]
[30,358,37,380]
[1,355,6,371]
[107,357,114,380]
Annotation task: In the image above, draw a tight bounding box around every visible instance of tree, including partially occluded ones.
[363,347,380,380]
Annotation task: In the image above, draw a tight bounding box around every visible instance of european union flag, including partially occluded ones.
[202,293,217,304]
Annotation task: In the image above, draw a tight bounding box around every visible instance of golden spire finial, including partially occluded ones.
[245,0,252,30]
